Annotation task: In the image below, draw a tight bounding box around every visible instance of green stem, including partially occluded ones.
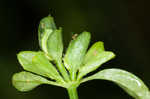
[67,86,78,99]
[56,60,70,82]
[71,70,76,81]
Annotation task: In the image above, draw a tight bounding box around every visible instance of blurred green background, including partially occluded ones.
[1,0,150,99]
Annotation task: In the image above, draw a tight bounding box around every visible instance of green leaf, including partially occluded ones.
[17,51,64,82]
[78,41,115,80]
[46,28,70,82]
[81,69,150,99]
[64,32,91,70]
[47,28,63,61]
[12,71,63,92]
[83,41,105,63]
[64,32,91,80]
[38,15,57,60]
[38,15,56,48]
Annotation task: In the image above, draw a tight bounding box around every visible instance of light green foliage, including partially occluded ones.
[38,15,69,81]
[81,69,150,99]
[47,28,63,61]
[12,71,63,92]
[38,15,57,60]
[38,15,56,48]
[64,32,91,80]
[12,15,150,99]
[17,51,64,82]
[12,71,50,92]
[77,41,115,80]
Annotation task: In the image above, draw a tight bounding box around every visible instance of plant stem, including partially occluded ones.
[67,86,78,99]
[71,70,76,81]
[56,60,70,82]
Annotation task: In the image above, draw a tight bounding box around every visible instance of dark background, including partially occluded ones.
[1,0,150,99]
